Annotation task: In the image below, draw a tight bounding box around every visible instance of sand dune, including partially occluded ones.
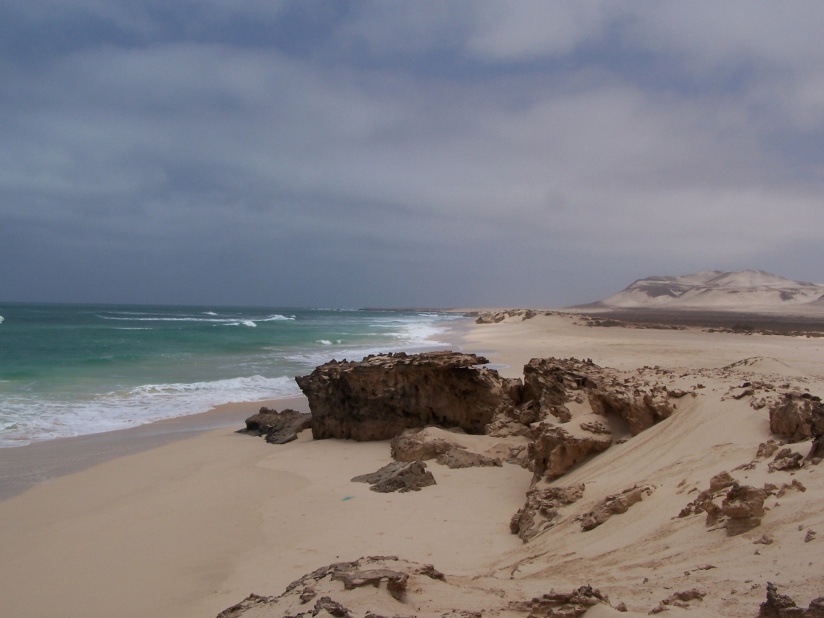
[586,269,824,312]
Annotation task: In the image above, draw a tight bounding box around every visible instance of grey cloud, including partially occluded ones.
[2,2,824,307]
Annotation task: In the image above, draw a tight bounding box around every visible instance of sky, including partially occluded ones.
[2,1,823,309]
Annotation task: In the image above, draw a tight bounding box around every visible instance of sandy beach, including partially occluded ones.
[1,311,822,617]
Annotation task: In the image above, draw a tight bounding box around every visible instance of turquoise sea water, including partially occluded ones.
[0,303,465,447]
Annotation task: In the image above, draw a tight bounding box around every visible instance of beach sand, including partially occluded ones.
[1,312,822,617]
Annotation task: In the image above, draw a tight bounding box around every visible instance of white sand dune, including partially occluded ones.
[588,269,824,312]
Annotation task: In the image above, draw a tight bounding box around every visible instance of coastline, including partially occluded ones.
[0,395,309,501]
[0,311,821,617]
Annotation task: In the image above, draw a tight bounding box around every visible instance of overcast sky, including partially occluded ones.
[2,1,823,308]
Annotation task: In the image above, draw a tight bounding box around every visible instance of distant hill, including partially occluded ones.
[582,270,824,312]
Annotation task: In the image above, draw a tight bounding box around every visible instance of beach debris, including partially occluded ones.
[296,351,518,441]
[578,484,655,531]
[510,483,585,542]
[238,407,312,444]
[351,461,436,493]
[758,582,824,617]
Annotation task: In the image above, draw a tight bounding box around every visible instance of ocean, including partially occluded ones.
[0,303,466,448]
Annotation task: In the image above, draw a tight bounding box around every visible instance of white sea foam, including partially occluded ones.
[0,375,300,448]
[203,311,218,316]
[99,314,293,325]
[0,315,4,324]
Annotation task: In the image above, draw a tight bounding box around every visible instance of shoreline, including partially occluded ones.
[0,395,309,502]
[0,314,471,501]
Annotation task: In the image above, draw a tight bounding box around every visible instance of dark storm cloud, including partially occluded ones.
[2,1,824,307]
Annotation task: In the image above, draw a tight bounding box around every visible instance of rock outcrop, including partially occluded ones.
[680,477,768,536]
[519,358,675,436]
[510,483,585,542]
[296,351,518,441]
[758,582,824,618]
[351,461,436,493]
[578,484,655,531]
[238,407,313,444]
[769,393,824,443]
[530,422,612,481]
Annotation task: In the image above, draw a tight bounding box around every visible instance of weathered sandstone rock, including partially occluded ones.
[509,585,610,617]
[578,484,654,531]
[351,461,436,493]
[296,351,518,441]
[769,393,824,442]
[238,407,312,444]
[530,422,612,481]
[520,358,675,437]
[721,483,768,536]
[759,582,824,618]
[510,483,585,542]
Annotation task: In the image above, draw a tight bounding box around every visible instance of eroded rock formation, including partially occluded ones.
[296,351,518,441]
[759,582,824,618]
[769,393,824,443]
[510,483,585,542]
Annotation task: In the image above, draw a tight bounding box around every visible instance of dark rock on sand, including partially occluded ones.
[759,582,824,617]
[351,461,436,493]
[769,393,824,443]
[239,407,313,444]
[296,351,518,441]
[578,484,655,531]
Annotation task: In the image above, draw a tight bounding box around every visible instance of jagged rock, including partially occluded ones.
[531,423,612,481]
[578,484,654,531]
[757,440,781,459]
[216,594,272,618]
[509,585,609,617]
[520,358,674,437]
[296,351,518,441]
[759,582,824,617]
[351,461,436,493]
[238,407,313,444]
[510,483,585,542]
[769,393,824,442]
[435,449,502,469]
[331,568,408,601]
[769,448,804,472]
[709,471,736,491]
[721,483,767,536]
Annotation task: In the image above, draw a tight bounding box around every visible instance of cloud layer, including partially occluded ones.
[2,1,823,307]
